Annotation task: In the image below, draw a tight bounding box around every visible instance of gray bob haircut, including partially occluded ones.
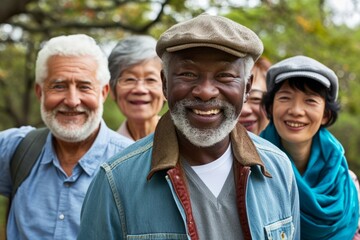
[35,34,110,86]
[108,35,160,94]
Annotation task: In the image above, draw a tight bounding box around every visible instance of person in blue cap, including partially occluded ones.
[260,55,360,240]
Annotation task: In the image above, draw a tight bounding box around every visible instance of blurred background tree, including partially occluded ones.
[1,0,360,192]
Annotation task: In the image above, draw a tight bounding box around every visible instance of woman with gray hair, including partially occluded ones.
[108,35,165,142]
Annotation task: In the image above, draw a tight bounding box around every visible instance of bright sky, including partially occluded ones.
[328,0,360,27]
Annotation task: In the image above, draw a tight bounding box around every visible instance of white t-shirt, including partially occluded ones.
[191,144,232,197]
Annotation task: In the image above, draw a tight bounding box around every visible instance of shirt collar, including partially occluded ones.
[41,120,110,176]
[77,120,111,176]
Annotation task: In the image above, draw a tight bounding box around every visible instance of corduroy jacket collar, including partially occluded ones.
[147,112,271,180]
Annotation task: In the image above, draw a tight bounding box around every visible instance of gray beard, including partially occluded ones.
[170,99,238,147]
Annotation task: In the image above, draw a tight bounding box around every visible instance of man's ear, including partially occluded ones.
[245,74,253,94]
[35,83,42,100]
[161,70,168,100]
[101,84,110,103]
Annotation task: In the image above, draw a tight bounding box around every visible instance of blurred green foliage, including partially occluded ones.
[329,113,360,171]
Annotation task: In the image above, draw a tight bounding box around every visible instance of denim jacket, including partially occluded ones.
[78,112,300,240]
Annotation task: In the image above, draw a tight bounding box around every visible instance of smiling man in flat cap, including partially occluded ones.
[78,13,300,240]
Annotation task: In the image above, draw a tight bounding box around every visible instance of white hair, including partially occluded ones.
[35,34,110,86]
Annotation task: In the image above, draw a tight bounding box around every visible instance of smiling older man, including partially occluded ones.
[0,34,132,240]
[78,14,300,240]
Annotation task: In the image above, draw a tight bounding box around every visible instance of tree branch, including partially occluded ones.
[0,0,36,23]
[8,0,169,34]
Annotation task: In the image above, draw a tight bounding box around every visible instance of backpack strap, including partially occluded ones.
[10,127,49,197]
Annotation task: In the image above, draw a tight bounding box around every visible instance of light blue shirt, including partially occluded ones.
[0,120,132,240]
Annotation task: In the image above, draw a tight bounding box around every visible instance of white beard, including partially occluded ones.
[170,99,238,147]
[40,95,103,142]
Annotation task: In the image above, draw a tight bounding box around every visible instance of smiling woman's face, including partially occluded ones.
[113,58,164,123]
[272,80,329,148]
[238,67,268,135]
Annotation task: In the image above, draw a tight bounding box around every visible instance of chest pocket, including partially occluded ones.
[264,216,294,240]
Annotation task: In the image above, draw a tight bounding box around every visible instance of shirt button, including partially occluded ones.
[59,214,65,220]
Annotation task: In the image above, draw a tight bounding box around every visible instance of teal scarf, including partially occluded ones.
[261,121,359,240]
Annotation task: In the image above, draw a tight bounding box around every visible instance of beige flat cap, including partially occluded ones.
[156,13,263,61]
